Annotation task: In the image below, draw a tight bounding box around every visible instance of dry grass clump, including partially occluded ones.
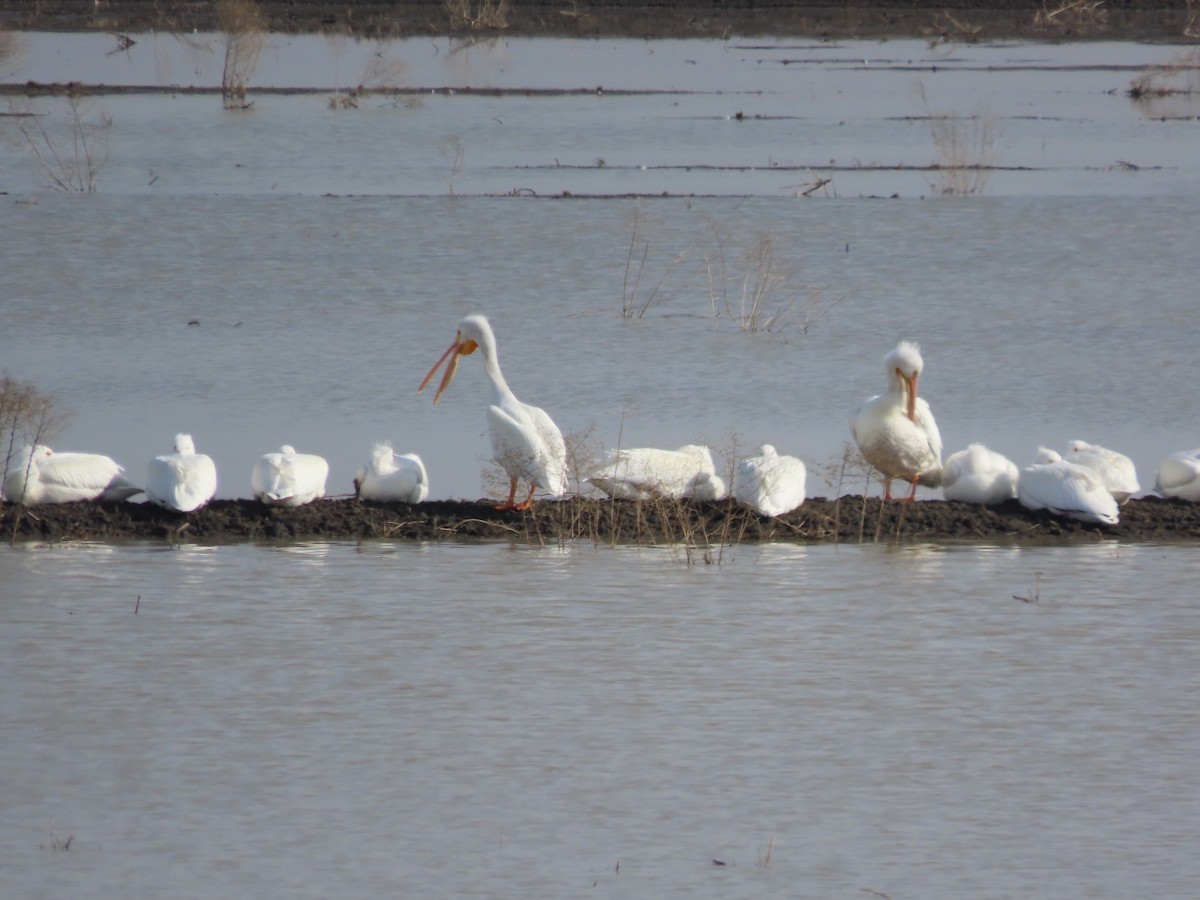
[1128,47,1200,100]
[326,36,408,110]
[620,214,845,334]
[705,230,843,334]
[1032,0,1109,31]
[217,0,266,109]
[928,110,998,195]
[917,83,998,196]
[444,0,510,32]
[10,92,110,192]
[1,375,70,542]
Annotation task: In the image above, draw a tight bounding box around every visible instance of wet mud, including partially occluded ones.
[4,495,1200,545]
[1,0,1194,42]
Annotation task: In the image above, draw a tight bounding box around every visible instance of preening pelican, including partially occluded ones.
[734,444,807,516]
[419,314,567,510]
[354,441,428,503]
[1065,439,1140,503]
[941,443,1019,505]
[851,341,943,501]
[1154,449,1200,502]
[2,444,141,505]
[1018,447,1118,526]
[251,445,329,507]
[588,444,727,501]
[146,433,217,512]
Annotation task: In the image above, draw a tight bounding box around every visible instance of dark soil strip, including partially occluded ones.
[1,1,1195,42]
[4,495,1200,546]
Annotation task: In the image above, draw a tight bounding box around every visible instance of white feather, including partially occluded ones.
[942,443,1019,505]
[251,445,329,507]
[355,442,428,503]
[2,444,141,504]
[146,433,217,513]
[734,444,807,516]
[1018,447,1118,526]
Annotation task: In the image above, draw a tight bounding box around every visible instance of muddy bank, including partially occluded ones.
[1,0,1196,42]
[4,495,1200,545]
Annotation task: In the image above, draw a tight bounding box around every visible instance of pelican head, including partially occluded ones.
[418,315,488,404]
[1035,446,1062,464]
[885,341,924,422]
[174,433,196,455]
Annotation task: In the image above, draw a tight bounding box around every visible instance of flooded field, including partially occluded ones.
[3,31,1200,900]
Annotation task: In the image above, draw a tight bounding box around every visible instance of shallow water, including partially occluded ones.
[3,540,1199,898]
[3,34,1200,898]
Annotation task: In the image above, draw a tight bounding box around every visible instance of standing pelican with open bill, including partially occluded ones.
[850,340,943,501]
[419,314,567,510]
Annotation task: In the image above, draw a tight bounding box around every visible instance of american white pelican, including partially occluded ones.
[2,444,142,505]
[1065,439,1140,503]
[146,433,217,513]
[419,314,567,510]
[588,444,727,501]
[850,340,943,501]
[354,442,429,503]
[251,445,329,507]
[734,444,807,516]
[1018,447,1119,526]
[1154,449,1200,502]
[941,443,1019,505]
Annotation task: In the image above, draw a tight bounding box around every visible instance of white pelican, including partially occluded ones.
[146,433,217,513]
[419,314,567,510]
[1064,439,1140,503]
[941,443,1019,505]
[734,444,807,516]
[850,340,943,501]
[1154,449,1200,502]
[1018,447,1118,526]
[354,441,429,503]
[251,445,329,507]
[2,444,142,505]
[588,444,727,501]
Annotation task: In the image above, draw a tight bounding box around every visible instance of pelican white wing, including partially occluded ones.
[1065,440,1140,503]
[252,445,329,507]
[146,433,217,512]
[588,444,725,500]
[355,442,428,503]
[734,444,807,516]
[3,444,141,504]
[942,443,1019,504]
[1018,447,1118,526]
[1155,449,1200,502]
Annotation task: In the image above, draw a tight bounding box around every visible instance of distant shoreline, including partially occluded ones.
[1,0,1196,43]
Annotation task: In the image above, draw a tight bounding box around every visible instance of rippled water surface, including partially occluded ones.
[3,541,1199,898]
[3,33,1200,898]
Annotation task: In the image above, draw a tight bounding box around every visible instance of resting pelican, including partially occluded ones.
[1065,439,1140,503]
[1018,447,1118,526]
[941,443,1019,505]
[734,444,807,516]
[2,444,142,505]
[851,340,943,501]
[588,444,727,501]
[146,433,217,512]
[1154,449,1200,502]
[354,442,429,503]
[419,314,567,510]
[251,445,329,507]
